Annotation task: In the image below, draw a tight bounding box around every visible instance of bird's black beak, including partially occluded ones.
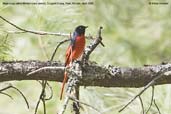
[85,26,88,29]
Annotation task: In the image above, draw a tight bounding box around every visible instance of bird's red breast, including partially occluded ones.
[65,34,85,66]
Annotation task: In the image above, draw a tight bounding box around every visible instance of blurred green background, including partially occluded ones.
[0,0,171,114]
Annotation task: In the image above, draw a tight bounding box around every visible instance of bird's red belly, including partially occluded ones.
[72,37,85,60]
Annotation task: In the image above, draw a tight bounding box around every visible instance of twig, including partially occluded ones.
[41,81,47,114]
[50,38,70,61]
[138,96,144,114]
[154,100,161,114]
[36,80,53,100]
[1,16,95,40]
[0,85,29,108]
[11,86,29,109]
[119,70,167,112]
[0,85,11,92]
[34,95,41,114]
[3,33,9,44]
[34,80,47,114]
[45,82,53,100]
[4,30,26,34]
[146,86,154,113]
[27,66,65,76]
[81,26,104,63]
[69,95,103,114]
[43,96,46,114]
[0,16,70,37]
[0,91,13,100]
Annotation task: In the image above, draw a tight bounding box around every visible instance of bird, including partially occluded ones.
[60,25,88,100]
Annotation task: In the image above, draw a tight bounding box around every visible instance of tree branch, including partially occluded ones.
[0,61,171,87]
[0,16,69,37]
[0,15,95,40]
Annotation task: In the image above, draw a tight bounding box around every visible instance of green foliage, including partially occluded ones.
[0,33,11,60]
[0,0,171,114]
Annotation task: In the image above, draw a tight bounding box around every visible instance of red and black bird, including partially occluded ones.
[60,25,88,100]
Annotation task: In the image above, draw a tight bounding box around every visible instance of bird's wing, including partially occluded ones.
[65,31,78,66]
[70,31,78,49]
[65,46,72,66]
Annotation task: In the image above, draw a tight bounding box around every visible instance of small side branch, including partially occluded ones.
[0,15,95,39]
[50,38,70,61]
[69,95,102,114]
[119,69,167,112]
[0,91,13,99]
[146,86,154,113]
[81,26,104,63]
[0,84,29,109]
[11,86,30,109]
[154,100,161,114]
[34,80,47,114]
[0,16,69,37]
[139,96,144,114]
[27,66,65,76]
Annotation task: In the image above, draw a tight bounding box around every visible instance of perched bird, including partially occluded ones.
[60,25,88,100]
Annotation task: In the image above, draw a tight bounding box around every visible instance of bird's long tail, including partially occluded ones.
[60,71,68,100]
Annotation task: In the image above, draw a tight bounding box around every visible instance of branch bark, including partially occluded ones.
[0,60,171,87]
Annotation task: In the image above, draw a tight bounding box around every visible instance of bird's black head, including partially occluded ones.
[75,25,88,35]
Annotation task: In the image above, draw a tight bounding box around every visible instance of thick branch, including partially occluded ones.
[0,61,171,87]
